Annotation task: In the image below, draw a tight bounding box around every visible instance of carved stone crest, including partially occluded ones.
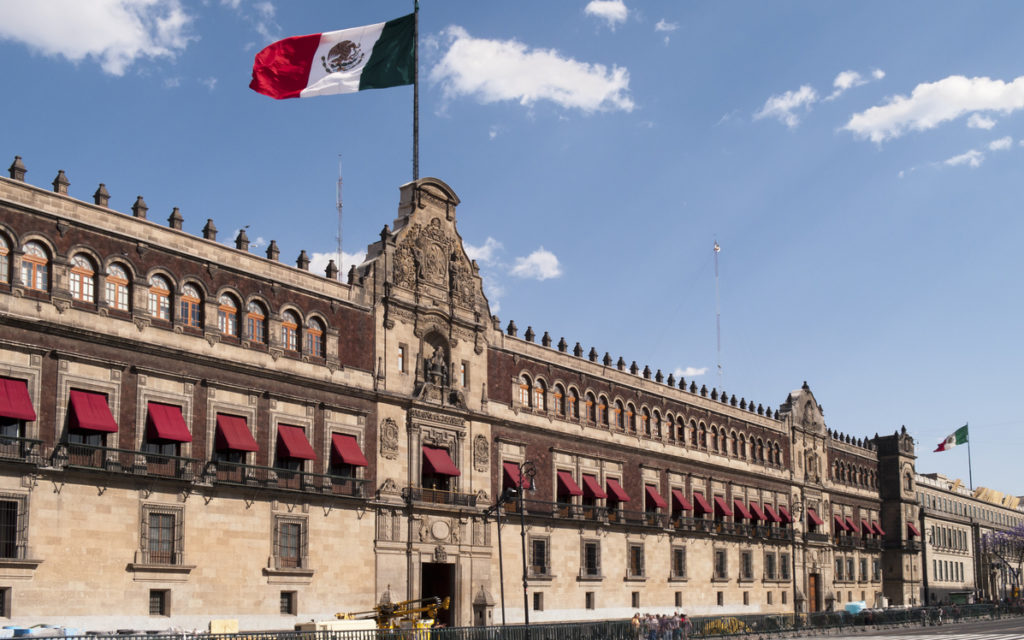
[380,418,399,460]
[433,545,447,563]
[473,434,489,472]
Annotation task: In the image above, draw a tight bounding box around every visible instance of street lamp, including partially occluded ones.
[484,486,520,626]
[518,461,537,626]
[790,499,804,617]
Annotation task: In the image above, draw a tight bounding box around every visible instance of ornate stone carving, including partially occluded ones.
[410,408,464,428]
[379,477,401,496]
[430,519,451,541]
[473,434,489,472]
[380,418,400,460]
[433,545,447,563]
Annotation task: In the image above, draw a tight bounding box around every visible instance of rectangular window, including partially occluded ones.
[782,591,788,605]
[671,547,687,579]
[628,543,644,578]
[631,592,640,609]
[835,558,844,581]
[398,345,406,373]
[847,558,855,582]
[743,591,749,605]
[675,592,682,608]
[280,591,297,615]
[740,550,753,580]
[0,500,20,559]
[274,516,308,569]
[532,592,543,611]
[149,589,169,616]
[460,361,469,387]
[717,592,724,606]
[859,558,868,582]
[530,538,549,576]
[767,592,773,605]
[582,541,600,577]
[872,558,881,582]
[0,587,8,618]
[141,505,182,565]
[585,592,595,610]
[714,549,728,580]
[765,552,777,580]
[780,553,791,580]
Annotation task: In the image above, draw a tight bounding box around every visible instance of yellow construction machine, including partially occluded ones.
[335,595,451,630]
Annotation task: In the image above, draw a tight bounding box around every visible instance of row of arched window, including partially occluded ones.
[517,373,785,467]
[0,235,327,359]
[831,458,878,489]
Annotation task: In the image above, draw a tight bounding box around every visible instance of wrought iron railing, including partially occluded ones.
[209,461,366,498]
[403,486,477,507]
[0,436,43,465]
[53,443,199,480]
[805,531,830,543]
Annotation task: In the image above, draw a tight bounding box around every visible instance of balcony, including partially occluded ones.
[209,461,366,498]
[836,535,859,549]
[770,527,795,542]
[54,443,199,481]
[403,486,477,508]
[805,531,830,543]
[864,537,883,550]
[0,437,43,465]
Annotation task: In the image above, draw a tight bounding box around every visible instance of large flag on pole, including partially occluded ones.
[934,424,968,452]
[250,13,414,100]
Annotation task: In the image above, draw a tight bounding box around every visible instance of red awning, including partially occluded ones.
[582,474,607,499]
[146,402,192,443]
[422,445,460,476]
[764,504,782,523]
[645,485,667,509]
[778,505,793,523]
[0,378,36,421]
[277,424,317,461]
[714,495,733,517]
[749,501,767,521]
[557,470,583,496]
[733,499,753,520]
[215,414,259,452]
[845,516,858,532]
[331,433,368,467]
[807,508,824,526]
[873,520,886,536]
[503,462,526,488]
[692,491,712,514]
[606,478,631,502]
[671,488,693,511]
[69,389,118,433]
[861,520,875,536]
[907,522,921,537]
[833,514,849,531]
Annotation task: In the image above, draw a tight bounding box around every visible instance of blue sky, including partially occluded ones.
[1,0,1022,494]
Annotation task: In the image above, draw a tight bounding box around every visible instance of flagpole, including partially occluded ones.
[966,422,973,491]
[413,0,419,182]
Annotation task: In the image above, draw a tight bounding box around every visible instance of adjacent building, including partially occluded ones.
[0,155,928,630]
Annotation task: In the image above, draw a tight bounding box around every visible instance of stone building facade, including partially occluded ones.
[0,156,923,630]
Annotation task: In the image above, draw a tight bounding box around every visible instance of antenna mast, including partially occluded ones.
[714,240,722,387]
[336,155,343,273]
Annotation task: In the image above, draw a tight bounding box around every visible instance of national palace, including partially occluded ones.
[0,154,1018,630]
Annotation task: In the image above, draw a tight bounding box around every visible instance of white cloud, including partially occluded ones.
[944,149,984,168]
[584,1,628,29]
[309,250,366,278]
[872,68,885,80]
[655,19,679,32]
[673,366,708,379]
[464,237,503,266]
[483,280,504,314]
[753,85,817,128]
[429,26,634,113]
[200,76,217,91]
[844,75,1024,143]
[510,247,562,280]
[967,113,996,130]
[825,70,867,101]
[988,136,1012,151]
[0,0,194,76]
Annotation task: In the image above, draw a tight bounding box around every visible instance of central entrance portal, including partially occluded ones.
[421,562,455,627]
[808,573,820,612]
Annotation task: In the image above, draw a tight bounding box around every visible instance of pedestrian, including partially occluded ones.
[631,613,641,640]
[680,613,691,640]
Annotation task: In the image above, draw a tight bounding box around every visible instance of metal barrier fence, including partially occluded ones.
[51,605,1021,640]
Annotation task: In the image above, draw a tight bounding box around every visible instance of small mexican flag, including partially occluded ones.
[250,13,414,100]
[934,424,968,452]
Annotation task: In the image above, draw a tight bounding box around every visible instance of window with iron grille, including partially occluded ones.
[740,550,753,580]
[274,516,308,570]
[585,592,595,610]
[149,589,169,616]
[631,592,640,608]
[581,540,601,577]
[628,543,644,578]
[140,505,183,565]
[714,549,728,580]
[280,591,297,615]
[780,553,791,580]
[532,592,543,611]
[0,496,27,560]
[835,557,843,580]
[765,552,777,580]
[530,537,549,576]
[0,587,8,618]
[671,547,687,579]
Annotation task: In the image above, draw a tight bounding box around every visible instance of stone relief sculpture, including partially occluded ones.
[473,434,489,472]
[380,418,400,460]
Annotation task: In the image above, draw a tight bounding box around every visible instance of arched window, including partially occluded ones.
[614,400,624,430]
[180,284,202,328]
[640,407,650,436]
[710,426,719,451]
[757,438,765,462]
[553,384,566,417]
[676,417,685,442]
[690,420,698,447]
[281,310,299,351]
[20,241,48,291]
[218,294,239,336]
[69,254,95,303]
[586,392,596,423]
[653,411,662,439]
[730,431,738,456]
[518,375,531,407]
[599,396,609,426]
[568,388,579,419]
[305,317,325,357]
[247,301,267,343]
[0,235,9,284]
[698,423,707,448]
[627,403,637,433]
[148,274,171,320]
[739,434,747,458]
[533,380,546,411]
[105,263,130,311]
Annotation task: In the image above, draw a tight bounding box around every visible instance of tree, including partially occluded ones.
[981,524,1024,600]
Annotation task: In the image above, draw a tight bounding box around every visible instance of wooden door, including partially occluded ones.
[808,573,820,613]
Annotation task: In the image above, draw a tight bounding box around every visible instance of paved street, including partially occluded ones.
[794,616,1024,639]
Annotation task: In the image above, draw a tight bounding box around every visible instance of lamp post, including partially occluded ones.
[518,460,537,626]
[791,499,804,618]
[484,487,519,626]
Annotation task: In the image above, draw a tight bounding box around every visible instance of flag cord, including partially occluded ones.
[413,0,419,182]
[967,422,973,490]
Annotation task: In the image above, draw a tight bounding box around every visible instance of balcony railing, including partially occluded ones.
[806,531,831,543]
[54,443,199,480]
[403,486,477,507]
[864,537,883,550]
[209,461,366,498]
[0,437,43,465]
[134,549,185,566]
[836,535,860,548]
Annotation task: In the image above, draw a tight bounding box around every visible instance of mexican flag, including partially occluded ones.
[934,424,968,452]
[250,13,414,100]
